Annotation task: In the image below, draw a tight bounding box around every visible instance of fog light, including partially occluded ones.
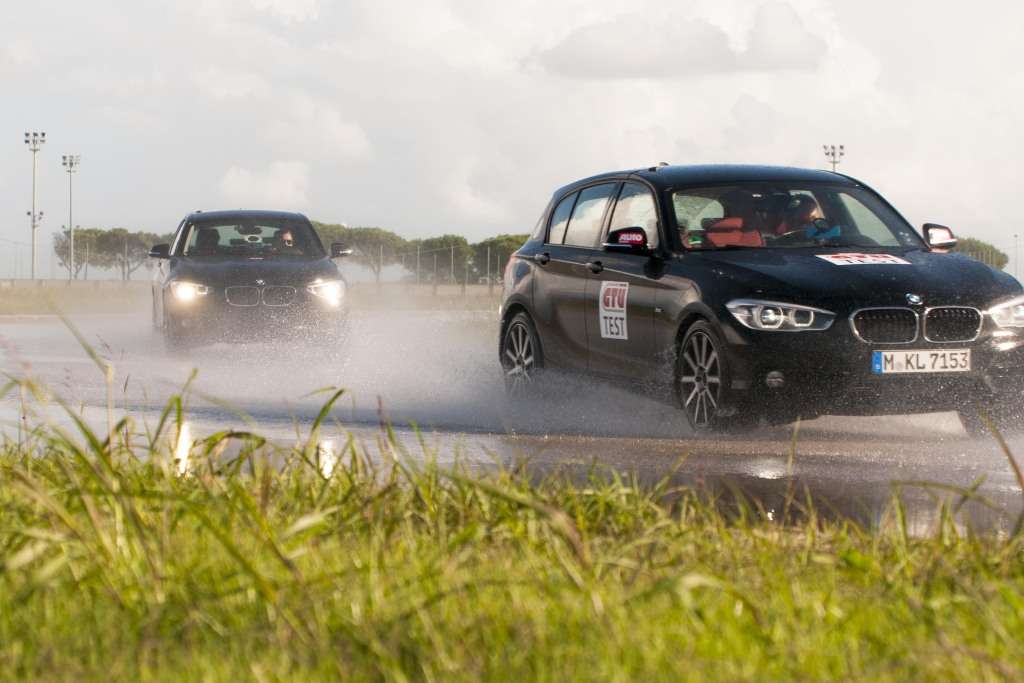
[765,371,785,389]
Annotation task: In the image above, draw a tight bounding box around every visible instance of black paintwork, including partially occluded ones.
[500,164,1024,419]
[151,210,347,345]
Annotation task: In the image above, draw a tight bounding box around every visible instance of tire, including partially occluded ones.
[163,312,196,355]
[501,312,543,396]
[675,321,755,433]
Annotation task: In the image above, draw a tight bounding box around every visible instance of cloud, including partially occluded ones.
[268,95,372,160]
[538,1,827,79]
[741,2,827,70]
[194,66,272,99]
[538,14,736,79]
[220,161,310,208]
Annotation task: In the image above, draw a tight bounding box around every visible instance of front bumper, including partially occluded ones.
[720,317,1024,416]
[165,287,347,341]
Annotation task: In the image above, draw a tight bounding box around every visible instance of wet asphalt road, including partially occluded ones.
[1,311,1022,534]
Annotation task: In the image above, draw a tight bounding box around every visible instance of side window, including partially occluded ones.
[839,193,900,246]
[608,182,659,249]
[547,192,577,244]
[563,183,617,248]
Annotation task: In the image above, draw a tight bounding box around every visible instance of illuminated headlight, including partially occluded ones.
[169,281,210,302]
[726,299,835,331]
[987,295,1024,328]
[307,279,345,306]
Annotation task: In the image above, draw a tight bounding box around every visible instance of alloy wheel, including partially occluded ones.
[679,330,721,428]
[503,321,535,394]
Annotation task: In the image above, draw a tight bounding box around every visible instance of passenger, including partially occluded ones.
[192,229,220,256]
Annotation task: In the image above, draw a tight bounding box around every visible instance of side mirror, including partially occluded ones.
[331,243,353,258]
[924,223,958,250]
[148,243,170,259]
[603,227,650,255]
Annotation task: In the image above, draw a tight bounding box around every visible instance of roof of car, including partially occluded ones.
[186,209,310,222]
[553,164,859,197]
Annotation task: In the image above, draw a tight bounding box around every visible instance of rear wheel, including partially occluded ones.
[676,321,756,432]
[501,312,543,396]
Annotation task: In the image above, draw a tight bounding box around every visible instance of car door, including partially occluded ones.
[585,181,666,380]
[530,184,619,371]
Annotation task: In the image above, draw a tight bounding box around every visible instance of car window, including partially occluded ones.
[609,182,659,249]
[563,183,617,248]
[671,183,924,251]
[181,220,324,259]
[547,192,577,244]
[839,193,900,246]
[673,194,724,248]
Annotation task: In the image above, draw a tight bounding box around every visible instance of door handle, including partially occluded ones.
[587,260,604,274]
[534,252,550,265]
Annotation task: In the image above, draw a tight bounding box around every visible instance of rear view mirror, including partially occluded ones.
[924,223,958,250]
[148,243,170,259]
[604,227,650,255]
[331,243,353,257]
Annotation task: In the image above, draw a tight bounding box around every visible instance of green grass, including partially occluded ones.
[1,388,1022,683]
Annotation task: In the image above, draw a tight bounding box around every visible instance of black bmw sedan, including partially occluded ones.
[499,165,1024,434]
[149,210,351,348]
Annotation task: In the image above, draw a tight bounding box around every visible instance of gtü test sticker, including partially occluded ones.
[599,281,629,340]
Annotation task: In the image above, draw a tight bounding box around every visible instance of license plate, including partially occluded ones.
[872,349,971,374]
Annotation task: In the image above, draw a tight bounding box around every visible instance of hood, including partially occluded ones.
[693,248,1021,309]
[171,256,340,288]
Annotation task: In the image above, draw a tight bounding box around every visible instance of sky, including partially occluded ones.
[1,0,1022,278]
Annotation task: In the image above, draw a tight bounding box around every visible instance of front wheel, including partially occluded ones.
[676,321,756,432]
[501,312,543,396]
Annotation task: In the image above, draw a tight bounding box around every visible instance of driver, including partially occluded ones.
[779,195,841,242]
[274,227,299,253]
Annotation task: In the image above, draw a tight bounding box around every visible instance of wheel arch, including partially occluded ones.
[500,301,544,363]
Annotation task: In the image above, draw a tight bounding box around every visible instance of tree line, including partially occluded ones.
[51,224,529,283]
[51,223,1012,282]
[311,222,526,284]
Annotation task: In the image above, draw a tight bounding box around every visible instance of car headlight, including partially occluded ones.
[987,295,1024,328]
[169,281,210,302]
[726,299,835,331]
[307,279,345,306]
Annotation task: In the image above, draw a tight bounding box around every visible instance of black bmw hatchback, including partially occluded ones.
[148,210,351,348]
[499,165,1024,433]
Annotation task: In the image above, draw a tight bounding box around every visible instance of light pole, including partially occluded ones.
[1015,233,1020,280]
[24,131,46,279]
[823,144,845,172]
[62,155,81,280]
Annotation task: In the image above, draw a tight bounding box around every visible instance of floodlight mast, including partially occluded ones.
[62,154,81,280]
[823,144,845,172]
[24,131,46,279]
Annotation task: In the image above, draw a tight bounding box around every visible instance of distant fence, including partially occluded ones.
[0,279,150,290]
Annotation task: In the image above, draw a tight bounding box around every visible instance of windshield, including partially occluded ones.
[179,218,325,260]
[673,183,925,251]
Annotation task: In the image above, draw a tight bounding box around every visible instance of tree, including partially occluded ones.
[955,237,1008,270]
[53,228,169,280]
[52,227,105,279]
[95,228,166,280]
[407,234,474,283]
[470,234,529,282]
[313,223,408,281]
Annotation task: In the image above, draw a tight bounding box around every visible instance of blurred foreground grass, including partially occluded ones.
[1,389,1022,682]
